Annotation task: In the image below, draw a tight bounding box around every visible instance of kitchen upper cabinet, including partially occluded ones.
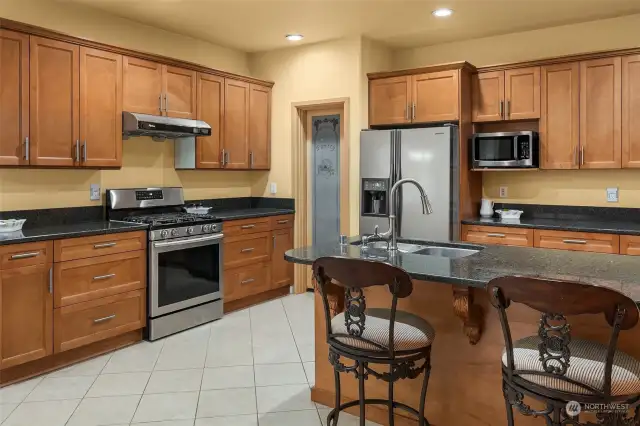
[271,227,293,289]
[249,84,271,169]
[505,67,540,120]
[224,79,250,169]
[0,30,29,166]
[369,76,411,126]
[123,56,163,115]
[196,73,224,169]
[0,242,53,369]
[80,47,122,168]
[30,36,79,166]
[163,65,196,119]
[472,68,540,122]
[472,71,504,122]
[580,57,621,169]
[622,55,640,168]
[540,63,580,169]
[412,70,459,122]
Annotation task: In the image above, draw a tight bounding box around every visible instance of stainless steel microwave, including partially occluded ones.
[471,131,539,169]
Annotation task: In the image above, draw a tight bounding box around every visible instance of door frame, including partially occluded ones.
[291,98,350,293]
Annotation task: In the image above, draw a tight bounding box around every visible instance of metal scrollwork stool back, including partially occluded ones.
[313,256,435,426]
[488,276,640,426]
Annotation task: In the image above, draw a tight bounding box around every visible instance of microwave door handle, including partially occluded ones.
[514,136,519,161]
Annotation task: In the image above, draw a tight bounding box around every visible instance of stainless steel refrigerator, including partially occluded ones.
[359,125,459,242]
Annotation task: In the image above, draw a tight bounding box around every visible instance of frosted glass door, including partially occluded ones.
[312,115,340,247]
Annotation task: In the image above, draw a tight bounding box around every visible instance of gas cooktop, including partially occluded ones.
[126,212,219,227]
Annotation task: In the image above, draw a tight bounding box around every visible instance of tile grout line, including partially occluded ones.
[249,306,259,425]
[195,324,213,423]
[129,339,166,425]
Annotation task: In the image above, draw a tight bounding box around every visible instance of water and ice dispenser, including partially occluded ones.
[361,178,390,217]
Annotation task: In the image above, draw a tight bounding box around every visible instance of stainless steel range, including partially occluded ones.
[106,187,223,340]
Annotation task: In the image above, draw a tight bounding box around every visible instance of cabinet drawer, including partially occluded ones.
[53,289,145,353]
[461,225,533,247]
[271,215,294,230]
[620,235,640,256]
[0,241,52,269]
[54,250,146,308]
[224,262,271,302]
[533,230,619,254]
[223,217,271,237]
[54,231,146,262]
[224,232,271,269]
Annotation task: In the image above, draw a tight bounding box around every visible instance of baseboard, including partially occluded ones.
[223,286,290,313]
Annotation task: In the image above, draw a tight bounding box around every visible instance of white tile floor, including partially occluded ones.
[0,293,380,426]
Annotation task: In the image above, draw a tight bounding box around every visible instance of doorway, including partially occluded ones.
[291,99,350,293]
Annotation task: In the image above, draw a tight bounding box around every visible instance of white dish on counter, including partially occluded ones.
[184,206,211,215]
[495,209,524,220]
[0,219,26,233]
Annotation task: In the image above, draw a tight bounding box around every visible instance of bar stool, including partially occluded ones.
[313,256,435,426]
[487,276,640,425]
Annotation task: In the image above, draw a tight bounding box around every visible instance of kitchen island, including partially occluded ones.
[285,237,640,426]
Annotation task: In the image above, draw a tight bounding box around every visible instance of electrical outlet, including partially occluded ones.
[607,187,619,203]
[499,186,508,198]
[270,182,277,195]
[90,184,100,201]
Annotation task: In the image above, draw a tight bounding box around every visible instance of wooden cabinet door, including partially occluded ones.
[196,73,224,169]
[123,56,162,115]
[0,263,53,369]
[369,76,411,125]
[271,228,293,289]
[505,67,540,120]
[412,70,459,123]
[224,79,250,169]
[540,63,580,169]
[30,36,79,166]
[163,65,196,119]
[80,47,122,168]
[580,58,622,169]
[249,84,271,169]
[0,30,29,166]
[472,71,504,122]
[622,55,640,168]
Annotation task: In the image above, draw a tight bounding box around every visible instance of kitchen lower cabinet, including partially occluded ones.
[271,227,294,289]
[620,235,640,256]
[461,225,533,247]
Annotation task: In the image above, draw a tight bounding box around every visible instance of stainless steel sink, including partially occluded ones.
[412,246,479,259]
[357,241,427,253]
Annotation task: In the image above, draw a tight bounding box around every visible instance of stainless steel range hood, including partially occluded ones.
[122,112,212,141]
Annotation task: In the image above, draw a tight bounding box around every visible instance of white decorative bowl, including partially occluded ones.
[495,209,523,220]
[184,206,211,215]
[0,219,26,233]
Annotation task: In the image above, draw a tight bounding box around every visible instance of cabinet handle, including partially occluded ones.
[499,101,504,119]
[487,233,506,238]
[241,224,255,229]
[74,140,80,162]
[93,314,116,324]
[159,94,163,113]
[10,251,40,260]
[580,146,585,166]
[241,278,255,285]
[48,267,53,294]
[241,247,255,253]
[277,220,289,224]
[94,242,116,249]
[562,239,587,245]
[93,273,116,281]
[225,151,230,165]
[24,137,29,161]
[412,103,416,120]
[82,140,87,162]
[250,151,254,168]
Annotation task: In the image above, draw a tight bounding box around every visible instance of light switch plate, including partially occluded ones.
[90,183,101,201]
[606,187,619,203]
[499,186,508,198]
[270,182,277,195]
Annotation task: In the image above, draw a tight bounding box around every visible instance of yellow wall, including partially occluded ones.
[395,14,640,207]
[0,0,261,211]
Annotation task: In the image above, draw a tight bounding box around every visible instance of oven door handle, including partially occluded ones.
[153,233,224,249]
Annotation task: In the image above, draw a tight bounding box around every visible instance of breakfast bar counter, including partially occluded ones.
[285,237,640,426]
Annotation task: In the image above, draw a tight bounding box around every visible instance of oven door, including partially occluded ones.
[150,233,223,317]
[472,132,532,168]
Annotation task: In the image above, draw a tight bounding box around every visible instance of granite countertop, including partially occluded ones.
[0,221,149,246]
[285,236,640,302]
[462,217,640,235]
[213,208,294,221]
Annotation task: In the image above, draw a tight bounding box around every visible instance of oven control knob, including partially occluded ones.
[171,229,179,237]
[203,224,211,233]
[160,230,168,239]
[187,226,194,235]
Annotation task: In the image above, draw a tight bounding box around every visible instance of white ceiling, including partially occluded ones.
[60,0,640,52]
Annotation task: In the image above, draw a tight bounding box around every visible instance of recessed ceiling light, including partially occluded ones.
[286,34,304,41]
[432,8,453,17]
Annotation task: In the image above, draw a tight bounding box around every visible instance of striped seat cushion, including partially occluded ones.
[331,308,435,352]
[502,336,640,396]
